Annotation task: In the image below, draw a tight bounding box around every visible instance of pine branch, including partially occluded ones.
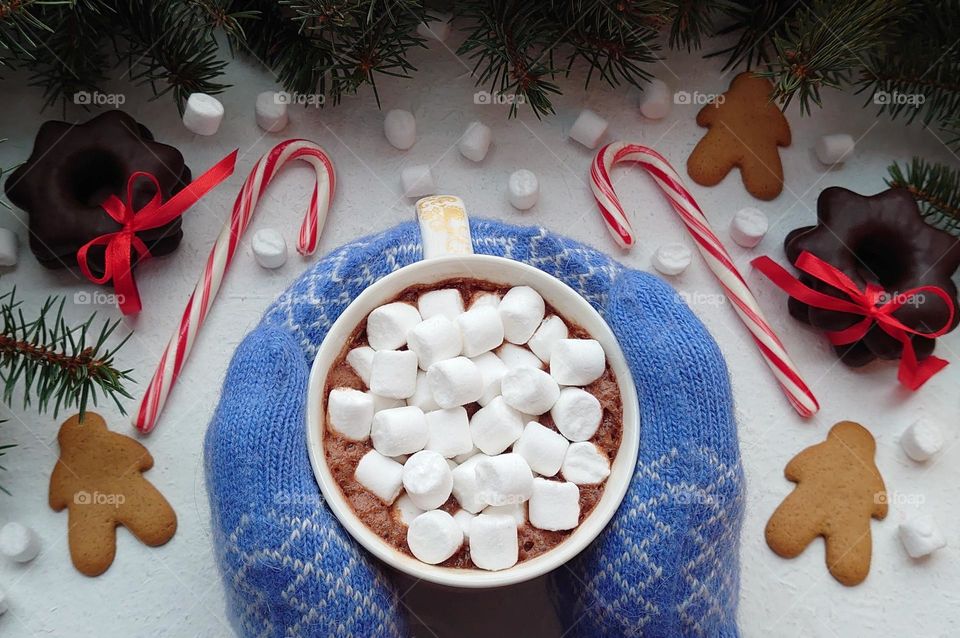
[705,0,798,70]
[886,159,960,235]
[0,437,11,496]
[659,0,725,53]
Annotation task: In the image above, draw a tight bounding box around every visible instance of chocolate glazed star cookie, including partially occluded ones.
[4,110,192,273]
[784,187,960,366]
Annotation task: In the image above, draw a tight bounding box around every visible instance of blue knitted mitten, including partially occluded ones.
[205,219,744,637]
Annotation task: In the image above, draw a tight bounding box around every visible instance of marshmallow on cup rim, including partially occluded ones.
[499,286,545,344]
[469,396,524,455]
[500,367,560,415]
[528,478,580,531]
[426,356,483,408]
[402,450,454,510]
[562,441,611,485]
[327,387,375,440]
[182,93,224,136]
[457,304,505,357]
[551,387,602,442]
[0,522,41,563]
[550,339,606,386]
[384,109,417,150]
[369,350,419,399]
[508,169,539,210]
[475,453,534,506]
[354,450,404,504]
[255,91,289,132]
[459,121,492,162]
[730,207,769,248]
[513,421,570,477]
[407,510,463,565]
[408,315,463,369]
[469,513,519,571]
[366,302,422,351]
[371,405,429,457]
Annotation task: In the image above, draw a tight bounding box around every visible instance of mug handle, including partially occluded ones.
[416,195,474,259]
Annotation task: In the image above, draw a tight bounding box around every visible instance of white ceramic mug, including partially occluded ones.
[306,196,640,588]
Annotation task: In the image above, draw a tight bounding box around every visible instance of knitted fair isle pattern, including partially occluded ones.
[205,219,745,637]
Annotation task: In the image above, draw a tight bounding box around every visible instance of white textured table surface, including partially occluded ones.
[0,33,958,638]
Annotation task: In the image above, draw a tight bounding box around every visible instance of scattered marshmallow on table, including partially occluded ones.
[470,396,524,455]
[497,343,544,371]
[347,346,375,385]
[551,387,602,442]
[550,339,606,386]
[501,367,560,415]
[514,421,570,477]
[251,228,288,269]
[898,514,947,558]
[815,133,855,165]
[730,207,769,248]
[402,164,436,198]
[639,78,672,120]
[367,302,422,351]
[470,514,519,571]
[900,418,944,462]
[371,405,429,456]
[327,387,375,440]
[454,509,476,539]
[457,305,505,357]
[427,356,483,408]
[182,93,224,136]
[508,169,539,210]
[408,315,463,369]
[527,316,568,363]
[408,370,441,412]
[471,351,508,406]
[476,453,534,506]
[483,502,526,527]
[562,442,611,485]
[403,450,454,510]
[354,450,404,504]
[569,109,608,149]
[653,242,692,276]
[452,454,491,513]
[425,407,473,458]
[529,478,580,531]
[459,121,492,162]
[370,350,419,399]
[0,228,18,267]
[384,109,417,150]
[394,494,425,525]
[407,510,462,564]
[418,288,464,321]
[499,286,545,344]
[255,91,289,132]
[0,522,40,563]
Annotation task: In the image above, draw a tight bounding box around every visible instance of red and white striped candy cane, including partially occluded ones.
[591,141,819,417]
[134,139,336,433]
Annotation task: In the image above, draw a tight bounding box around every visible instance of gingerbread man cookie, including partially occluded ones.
[765,421,887,586]
[49,412,177,576]
[687,72,791,200]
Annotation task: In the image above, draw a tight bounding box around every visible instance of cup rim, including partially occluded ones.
[306,254,640,588]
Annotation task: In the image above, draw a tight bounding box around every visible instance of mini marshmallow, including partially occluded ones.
[407,370,441,412]
[470,514,519,571]
[416,14,452,41]
[407,510,462,565]
[496,344,542,372]
[815,133,855,165]
[367,302,422,351]
[459,121,492,162]
[730,207,769,248]
[0,522,40,563]
[182,93,224,136]
[0,228,18,267]
[508,169,539,210]
[569,109,608,149]
[370,350,419,399]
[562,442,611,485]
[251,228,287,269]
[900,418,944,462]
[470,397,525,455]
[529,478,580,531]
[499,286,545,344]
[402,164,436,198]
[255,91,289,132]
[551,339,605,386]
[653,242,692,276]
[551,387,602,442]
[393,494,425,525]
[457,305,505,357]
[452,454,491,513]
[328,387,375,440]
[527,315,568,363]
[408,315,463,369]
[418,288,464,321]
[370,393,405,414]
[371,406,429,456]
[454,447,480,464]
[354,450,404,504]
[471,351,508,406]
[427,356,483,408]
[453,509,476,539]
[501,367,560,415]
[899,514,946,558]
[426,407,473,458]
[475,453,534,506]
[639,78,672,120]
[403,450,454,510]
[384,109,416,150]
[470,292,500,310]
[347,346,375,385]
[513,421,569,477]
[483,502,525,527]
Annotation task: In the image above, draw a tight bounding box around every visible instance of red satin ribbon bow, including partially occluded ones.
[77,150,238,315]
[752,251,955,390]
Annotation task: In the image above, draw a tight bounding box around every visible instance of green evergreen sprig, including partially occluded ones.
[886,158,960,235]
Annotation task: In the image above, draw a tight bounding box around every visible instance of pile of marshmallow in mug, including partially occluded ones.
[328,286,613,570]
